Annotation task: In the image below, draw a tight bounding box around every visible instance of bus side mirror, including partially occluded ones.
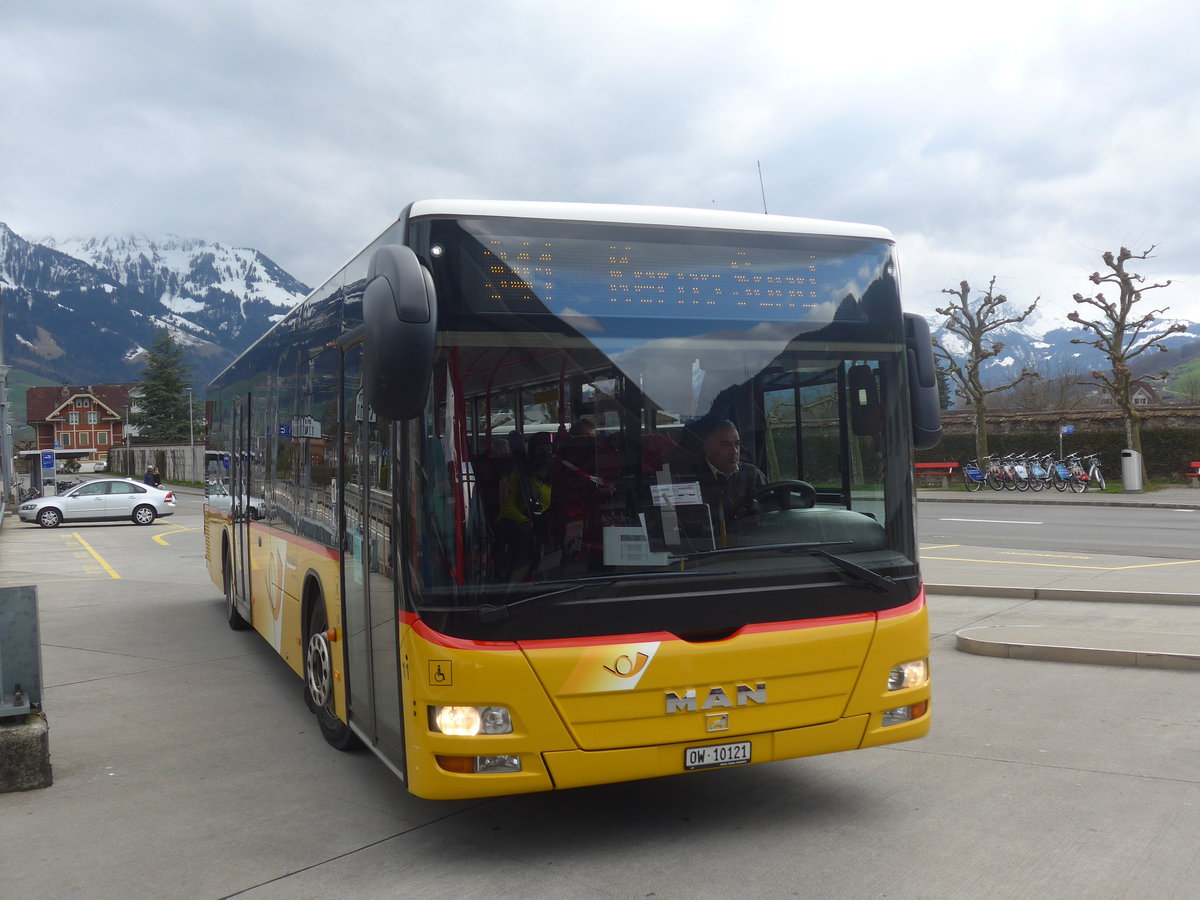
[903,312,942,450]
[363,244,438,420]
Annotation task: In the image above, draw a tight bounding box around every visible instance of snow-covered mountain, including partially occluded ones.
[39,232,309,348]
[0,223,310,384]
[929,314,1200,386]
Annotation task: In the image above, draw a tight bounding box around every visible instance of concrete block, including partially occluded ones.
[0,712,53,792]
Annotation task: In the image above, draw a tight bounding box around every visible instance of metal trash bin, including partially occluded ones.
[1120,449,1143,493]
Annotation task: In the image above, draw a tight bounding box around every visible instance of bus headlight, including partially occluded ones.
[882,701,928,726]
[430,705,513,736]
[887,658,929,692]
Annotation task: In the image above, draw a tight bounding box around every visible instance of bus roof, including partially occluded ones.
[404,200,894,242]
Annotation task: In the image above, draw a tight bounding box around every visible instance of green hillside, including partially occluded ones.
[1164,358,1200,404]
[4,367,58,445]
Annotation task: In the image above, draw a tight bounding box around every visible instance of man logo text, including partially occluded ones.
[665,682,767,714]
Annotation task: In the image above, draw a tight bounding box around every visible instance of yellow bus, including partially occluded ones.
[203,201,940,799]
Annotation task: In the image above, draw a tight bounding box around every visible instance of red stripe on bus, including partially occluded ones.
[876,590,925,620]
[402,599,917,652]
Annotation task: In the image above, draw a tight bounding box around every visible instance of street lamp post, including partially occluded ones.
[0,363,11,503]
[185,387,194,482]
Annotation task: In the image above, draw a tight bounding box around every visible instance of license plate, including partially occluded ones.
[684,741,751,771]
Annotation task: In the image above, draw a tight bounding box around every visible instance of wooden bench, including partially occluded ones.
[1187,461,1200,487]
[915,461,959,489]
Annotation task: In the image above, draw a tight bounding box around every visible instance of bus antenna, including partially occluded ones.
[757,161,769,214]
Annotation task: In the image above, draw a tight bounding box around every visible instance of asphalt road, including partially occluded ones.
[2,497,1198,898]
[919,498,1200,559]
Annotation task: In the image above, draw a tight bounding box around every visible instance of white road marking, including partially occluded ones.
[938,517,1044,525]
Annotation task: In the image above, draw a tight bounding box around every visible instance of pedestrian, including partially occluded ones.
[144,465,155,486]
[152,467,162,488]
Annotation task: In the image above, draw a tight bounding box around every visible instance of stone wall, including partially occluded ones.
[106,445,204,484]
[938,405,1200,436]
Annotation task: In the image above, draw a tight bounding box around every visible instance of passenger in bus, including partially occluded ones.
[569,417,596,438]
[494,432,553,579]
[551,419,614,568]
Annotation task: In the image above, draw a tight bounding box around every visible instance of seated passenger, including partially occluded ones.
[569,417,596,438]
[551,420,615,568]
[494,433,553,580]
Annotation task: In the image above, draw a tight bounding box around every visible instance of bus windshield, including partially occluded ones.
[400,216,918,641]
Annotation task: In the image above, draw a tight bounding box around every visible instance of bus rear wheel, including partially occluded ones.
[305,599,361,751]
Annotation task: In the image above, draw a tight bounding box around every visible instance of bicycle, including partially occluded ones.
[1027,453,1053,491]
[1063,453,1088,493]
[1046,454,1072,492]
[997,453,1023,491]
[984,456,1006,491]
[961,458,987,492]
[1022,453,1048,491]
[1080,453,1106,492]
[1008,458,1036,494]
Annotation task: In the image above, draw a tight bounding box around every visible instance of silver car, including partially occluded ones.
[18,478,177,528]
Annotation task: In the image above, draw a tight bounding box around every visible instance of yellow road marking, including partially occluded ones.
[153,524,198,546]
[72,533,120,579]
[921,553,1200,572]
[919,543,962,550]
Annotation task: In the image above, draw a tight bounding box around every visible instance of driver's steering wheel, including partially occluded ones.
[736,479,817,516]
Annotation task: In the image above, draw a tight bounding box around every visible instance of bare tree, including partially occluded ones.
[1069,246,1184,470]
[993,361,1091,413]
[932,277,1040,461]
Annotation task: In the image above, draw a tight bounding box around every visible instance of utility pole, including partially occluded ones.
[0,285,12,502]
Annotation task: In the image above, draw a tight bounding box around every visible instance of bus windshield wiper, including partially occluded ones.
[677,541,895,592]
[476,570,726,623]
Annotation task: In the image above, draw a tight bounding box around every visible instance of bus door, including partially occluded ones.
[228,394,253,623]
[342,344,406,772]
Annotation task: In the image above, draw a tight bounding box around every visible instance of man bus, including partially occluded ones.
[204,200,940,800]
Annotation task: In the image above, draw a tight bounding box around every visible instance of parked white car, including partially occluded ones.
[18,478,177,528]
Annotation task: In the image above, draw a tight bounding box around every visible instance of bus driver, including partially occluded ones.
[695,420,766,518]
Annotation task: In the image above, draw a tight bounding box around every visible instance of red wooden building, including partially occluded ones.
[25,384,137,457]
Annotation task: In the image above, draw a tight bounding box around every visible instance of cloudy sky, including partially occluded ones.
[4,0,1199,327]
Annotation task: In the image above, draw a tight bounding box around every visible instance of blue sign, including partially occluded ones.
[41,451,55,469]
[278,423,292,437]
[1060,425,1075,435]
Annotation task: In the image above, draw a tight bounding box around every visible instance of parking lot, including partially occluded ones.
[2,493,1199,899]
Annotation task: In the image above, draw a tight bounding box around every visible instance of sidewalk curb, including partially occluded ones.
[955,625,1200,672]
[926,583,1200,605]
[927,583,1200,671]
[917,492,1200,511]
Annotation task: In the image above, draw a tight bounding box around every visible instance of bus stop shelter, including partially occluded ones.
[18,449,97,497]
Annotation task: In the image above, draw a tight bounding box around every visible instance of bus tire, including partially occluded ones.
[224,546,250,631]
[305,596,361,751]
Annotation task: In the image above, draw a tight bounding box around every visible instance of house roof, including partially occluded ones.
[26,384,139,425]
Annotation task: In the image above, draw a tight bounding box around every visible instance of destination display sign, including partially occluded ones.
[441,219,892,323]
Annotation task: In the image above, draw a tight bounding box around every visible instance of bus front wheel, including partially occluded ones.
[224,547,250,631]
[305,599,361,751]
